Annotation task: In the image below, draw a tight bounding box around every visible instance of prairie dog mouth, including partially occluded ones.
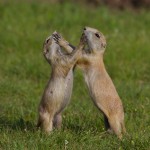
[82,33,91,53]
[84,34,88,42]
[82,32,88,43]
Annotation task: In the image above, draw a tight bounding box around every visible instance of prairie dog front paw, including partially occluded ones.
[53,33,69,47]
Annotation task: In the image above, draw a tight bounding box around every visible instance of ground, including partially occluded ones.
[0,1,150,150]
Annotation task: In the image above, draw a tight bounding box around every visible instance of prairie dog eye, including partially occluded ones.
[95,33,100,38]
[46,39,50,43]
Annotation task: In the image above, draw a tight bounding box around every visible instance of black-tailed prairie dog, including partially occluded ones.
[58,27,126,139]
[37,32,83,133]
[80,27,126,138]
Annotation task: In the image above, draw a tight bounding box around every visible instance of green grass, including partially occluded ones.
[0,1,150,149]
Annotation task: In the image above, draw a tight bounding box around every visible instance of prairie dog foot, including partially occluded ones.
[107,129,114,134]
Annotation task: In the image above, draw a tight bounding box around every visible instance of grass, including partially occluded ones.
[0,1,150,149]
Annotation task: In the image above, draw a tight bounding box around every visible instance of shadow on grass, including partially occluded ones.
[63,121,104,135]
[0,117,36,132]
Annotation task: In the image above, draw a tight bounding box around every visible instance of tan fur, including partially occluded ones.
[78,27,126,139]
[37,32,83,133]
[59,27,126,139]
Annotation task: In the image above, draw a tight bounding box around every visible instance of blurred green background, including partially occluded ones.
[0,0,150,149]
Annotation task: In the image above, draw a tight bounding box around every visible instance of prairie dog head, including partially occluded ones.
[43,31,61,64]
[83,27,106,54]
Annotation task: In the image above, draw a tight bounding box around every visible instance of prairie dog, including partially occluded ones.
[79,27,126,138]
[59,27,126,138]
[37,32,82,132]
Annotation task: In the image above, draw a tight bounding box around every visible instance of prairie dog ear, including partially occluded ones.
[53,31,57,34]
